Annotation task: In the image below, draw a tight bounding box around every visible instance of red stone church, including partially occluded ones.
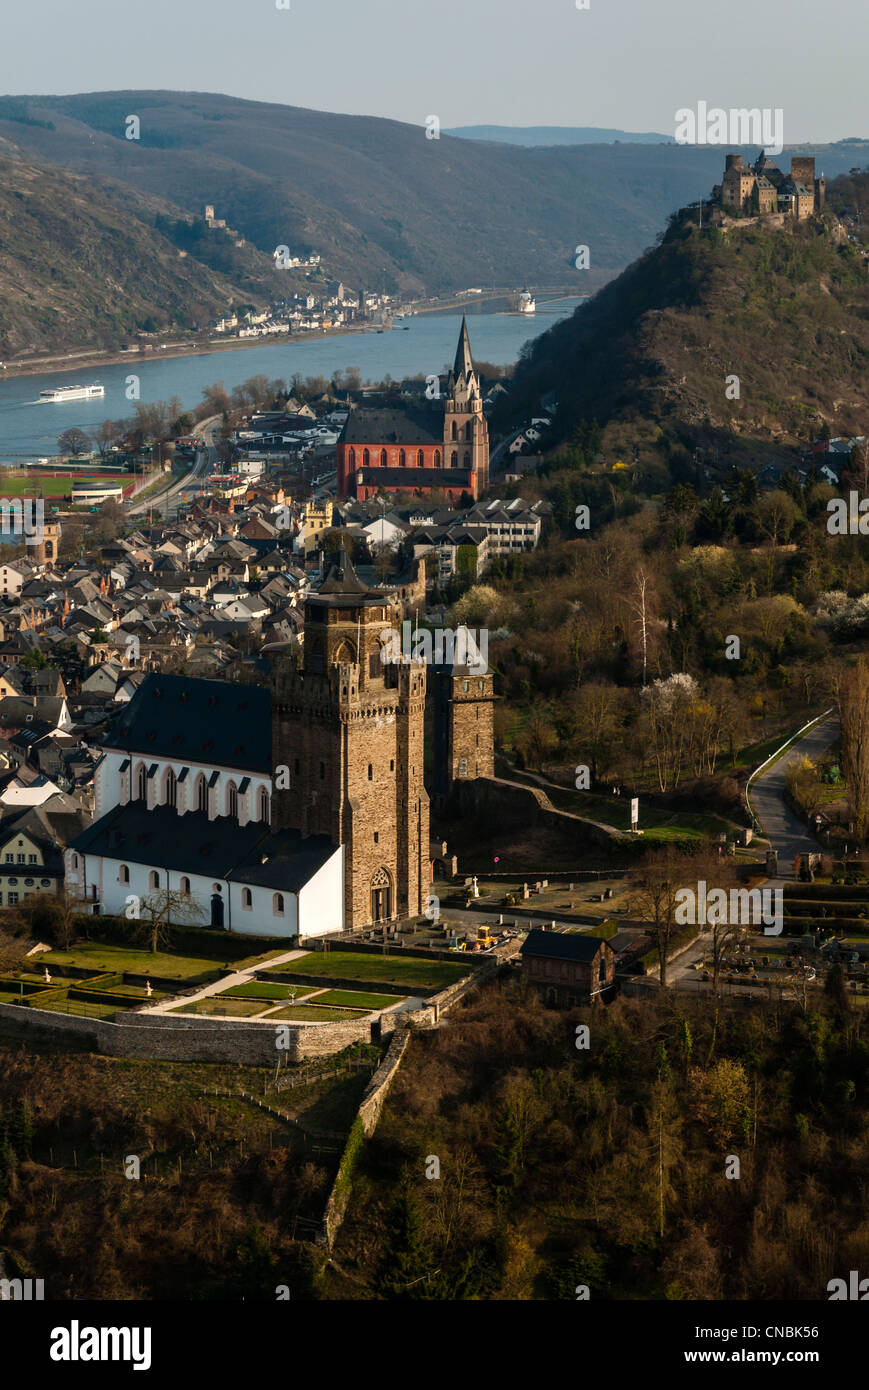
[336,318,490,502]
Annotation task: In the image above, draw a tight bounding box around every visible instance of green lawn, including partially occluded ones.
[220,981,310,1001]
[41,943,225,981]
[313,989,404,1010]
[174,999,266,1018]
[280,950,469,990]
[229,949,298,971]
[267,1004,363,1022]
[29,997,119,1019]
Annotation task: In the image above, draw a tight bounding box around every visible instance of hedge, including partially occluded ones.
[81,916,285,960]
[782,885,869,901]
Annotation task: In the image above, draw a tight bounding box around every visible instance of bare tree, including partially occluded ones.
[132,889,205,954]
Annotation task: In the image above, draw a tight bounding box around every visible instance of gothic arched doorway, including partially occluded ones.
[210,887,224,928]
[370,866,392,923]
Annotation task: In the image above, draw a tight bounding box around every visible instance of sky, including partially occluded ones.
[1,0,867,144]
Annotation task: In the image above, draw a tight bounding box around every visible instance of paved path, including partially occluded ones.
[749,715,839,876]
[140,946,308,1016]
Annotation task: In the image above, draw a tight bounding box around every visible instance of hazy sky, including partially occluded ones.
[2,0,866,143]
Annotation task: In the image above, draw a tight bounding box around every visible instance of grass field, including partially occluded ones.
[41,944,225,981]
[175,999,266,1018]
[0,471,129,498]
[313,989,403,1010]
[281,951,469,990]
[29,997,119,1019]
[267,1004,363,1022]
[220,981,309,1001]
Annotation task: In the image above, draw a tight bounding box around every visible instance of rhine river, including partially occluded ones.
[0,297,580,461]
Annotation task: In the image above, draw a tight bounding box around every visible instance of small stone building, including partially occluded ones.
[520,928,615,1006]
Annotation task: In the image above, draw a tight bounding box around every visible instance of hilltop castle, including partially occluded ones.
[716,152,826,219]
[336,317,490,504]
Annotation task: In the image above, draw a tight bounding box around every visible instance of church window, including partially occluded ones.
[227,782,238,818]
[368,764,373,780]
[165,766,177,808]
[196,775,207,812]
[464,451,471,468]
[259,788,270,822]
[466,423,472,440]
[463,680,469,692]
[136,764,146,801]
[273,893,285,915]
[149,871,160,891]
[180,877,190,895]
[450,451,458,468]
[399,449,406,467]
[119,864,129,884]
[390,759,394,771]
[320,761,325,780]
[417,449,424,466]
[434,450,441,466]
[451,421,457,440]
[363,448,370,466]
[374,832,379,844]
[380,448,387,466]
[349,448,356,467]
[242,887,253,909]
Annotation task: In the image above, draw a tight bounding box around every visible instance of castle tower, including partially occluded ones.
[430,654,496,804]
[444,316,489,494]
[270,554,430,928]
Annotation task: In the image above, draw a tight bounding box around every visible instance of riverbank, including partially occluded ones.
[0,284,587,385]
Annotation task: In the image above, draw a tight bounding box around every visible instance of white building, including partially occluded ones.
[66,674,344,938]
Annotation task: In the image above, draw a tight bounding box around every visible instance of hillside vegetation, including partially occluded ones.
[0,150,290,358]
[505,173,869,459]
[328,982,869,1300]
[6,92,863,298]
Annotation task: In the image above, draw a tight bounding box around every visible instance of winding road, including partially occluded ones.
[749,713,839,876]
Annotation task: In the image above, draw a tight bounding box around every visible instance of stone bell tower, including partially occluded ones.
[270,554,430,928]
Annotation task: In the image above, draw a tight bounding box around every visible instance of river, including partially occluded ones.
[0,297,581,461]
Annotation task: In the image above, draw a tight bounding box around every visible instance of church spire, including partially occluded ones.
[453,315,474,379]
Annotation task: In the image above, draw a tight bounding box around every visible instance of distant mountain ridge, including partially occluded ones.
[4,91,864,302]
[445,125,676,145]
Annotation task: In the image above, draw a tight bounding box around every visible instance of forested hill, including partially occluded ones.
[2,91,864,296]
[0,151,289,358]
[504,170,869,460]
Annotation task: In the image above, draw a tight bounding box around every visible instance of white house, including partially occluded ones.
[66,673,343,939]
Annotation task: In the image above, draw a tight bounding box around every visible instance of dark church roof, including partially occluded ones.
[102,673,271,773]
[520,928,613,962]
[340,407,443,447]
[70,802,336,890]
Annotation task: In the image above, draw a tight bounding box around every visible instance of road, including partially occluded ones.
[126,415,221,520]
[749,714,839,876]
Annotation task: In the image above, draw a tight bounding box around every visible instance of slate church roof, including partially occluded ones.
[102,673,272,773]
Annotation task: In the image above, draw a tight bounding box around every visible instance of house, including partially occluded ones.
[519,928,616,1006]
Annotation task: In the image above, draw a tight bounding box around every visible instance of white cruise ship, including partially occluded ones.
[518,289,536,315]
[39,383,105,403]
